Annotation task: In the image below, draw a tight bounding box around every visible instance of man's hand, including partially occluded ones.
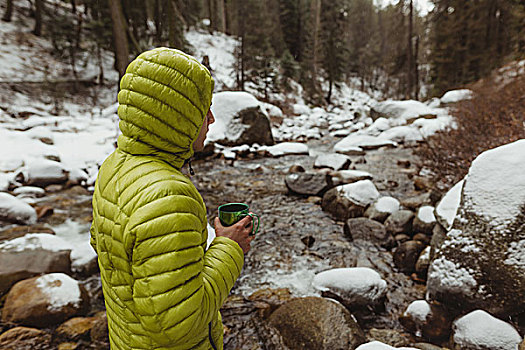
[214,215,255,254]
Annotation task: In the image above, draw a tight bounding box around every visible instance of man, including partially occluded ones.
[90,47,254,350]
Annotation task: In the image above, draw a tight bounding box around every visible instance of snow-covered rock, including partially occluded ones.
[208,91,274,146]
[313,267,387,308]
[379,126,423,143]
[285,172,333,197]
[1,273,88,327]
[260,142,308,157]
[452,310,522,350]
[435,179,464,230]
[0,192,37,225]
[364,196,400,223]
[413,205,436,234]
[18,158,68,187]
[339,180,380,207]
[334,134,396,152]
[427,140,525,317]
[440,89,473,104]
[322,180,380,221]
[399,299,452,341]
[371,100,437,124]
[313,153,351,171]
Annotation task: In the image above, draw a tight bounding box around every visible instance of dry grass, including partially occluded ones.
[417,75,525,191]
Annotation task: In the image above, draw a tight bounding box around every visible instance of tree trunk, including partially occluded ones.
[154,0,162,42]
[207,0,215,32]
[108,0,130,79]
[70,0,76,13]
[414,35,419,100]
[238,0,245,90]
[406,0,414,99]
[311,0,321,82]
[217,0,226,32]
[33,0,43,36]
[2,0,14,22]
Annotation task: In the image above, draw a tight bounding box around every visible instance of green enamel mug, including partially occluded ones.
[218,203,260,235]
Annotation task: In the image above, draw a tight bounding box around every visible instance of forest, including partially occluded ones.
[2,0,524,104]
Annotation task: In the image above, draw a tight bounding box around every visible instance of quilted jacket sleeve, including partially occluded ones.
[128,190,244,346]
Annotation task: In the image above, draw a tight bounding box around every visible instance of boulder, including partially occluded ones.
[344,218,394,249]
[451,310,522,350]
[364,196,400,223]
[400,193,435,211]
[427,140,525,317]
[261,142,308,157]
[0,233,72,295]
[0,192,37,225]
[321,180,380,221]
[2,273,89,327]
[370,100,437,124]
[209,91,274,146]
[268,297,366,350]
[384,210,414,236]
[314,153,351,171]
[394,240,426,273]
[413,206,436,235]
[313,268,387,310]
[429,223,447,261]
[55,316,98,341]
[90,312,109,343]
[285,172,333,197]
[399,300,452,342]
[0,327,52,350]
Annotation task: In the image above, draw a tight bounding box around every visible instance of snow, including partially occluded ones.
[313,267,387,305]
[259,142,309,157]
[356,341,419,350]
[314,153,350,170]
[435,179,464,230]
[13,186,46,197]
[440,89,473,104]
[334,134,397,152]
[403,300,431,322]
[417,206,436,224]
[374,196,400,214]
[52,219,97,269]
[504,240,525,268]
[338,180,380,206]
[185,29,238,90]
[0,192,37,224]
[461,140,525,229]
[35,273,82,311]
[428,256,478,294]
[0,173,15,191]
[0,233,72,253]
[453,310,522,350]
[0,221,96,270]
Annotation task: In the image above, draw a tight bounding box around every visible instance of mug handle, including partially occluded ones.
[247,213,260,235]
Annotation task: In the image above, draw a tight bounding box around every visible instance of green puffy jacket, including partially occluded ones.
[90,48,244,350]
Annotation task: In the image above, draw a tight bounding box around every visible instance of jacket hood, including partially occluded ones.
[116,47,214,169]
